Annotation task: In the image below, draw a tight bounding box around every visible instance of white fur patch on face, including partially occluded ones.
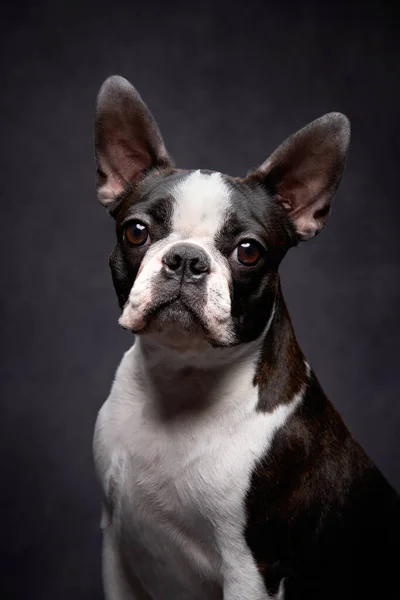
[171,171,234,343]
[118,238,174,332]
[171,170,232,238]
[203,254,234,345]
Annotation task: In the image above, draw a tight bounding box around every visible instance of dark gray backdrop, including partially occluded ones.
[1,1,399,598]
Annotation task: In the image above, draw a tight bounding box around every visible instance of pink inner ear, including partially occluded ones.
[109,140,153,183]
[275,170,329,216]
[96,141,154,207]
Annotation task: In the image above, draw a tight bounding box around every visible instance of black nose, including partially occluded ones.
[162,243,211,282]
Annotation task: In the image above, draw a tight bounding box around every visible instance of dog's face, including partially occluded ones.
[95,76,350,349]
[109,168,292,348]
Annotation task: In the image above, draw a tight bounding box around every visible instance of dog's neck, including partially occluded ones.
[132,289,308,419]
[255,292,309,411]
[133,334,262,420]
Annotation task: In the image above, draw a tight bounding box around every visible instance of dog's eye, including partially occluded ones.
[234,241,263,266]
[124,222,150,247]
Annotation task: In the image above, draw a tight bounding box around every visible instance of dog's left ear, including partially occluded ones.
[95,75,172,211]
[244,113,350,240]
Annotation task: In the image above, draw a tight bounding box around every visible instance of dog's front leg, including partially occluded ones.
[102,518,151,600]
[222,578,272,600]
[220,543,272,600]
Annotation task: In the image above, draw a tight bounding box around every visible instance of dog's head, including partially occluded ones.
[94,76,350,350]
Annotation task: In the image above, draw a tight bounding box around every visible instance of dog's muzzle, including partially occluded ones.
[119,240,234,346]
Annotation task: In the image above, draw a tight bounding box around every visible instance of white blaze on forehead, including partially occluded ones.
[172,170,231,238]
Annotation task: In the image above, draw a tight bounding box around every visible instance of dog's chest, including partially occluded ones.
[95,347,295,599]
[102,407,262,595]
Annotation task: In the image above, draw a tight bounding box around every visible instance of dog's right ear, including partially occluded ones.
[94,75,172,211]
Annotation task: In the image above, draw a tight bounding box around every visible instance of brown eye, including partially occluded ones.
[124,222,150,247]
[235,241,263,266]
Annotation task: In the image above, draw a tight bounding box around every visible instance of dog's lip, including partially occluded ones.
[148,294,197,320]
[144,293,210,332]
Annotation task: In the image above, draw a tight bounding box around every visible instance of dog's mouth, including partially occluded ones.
[119,281,234,348]
[145,296,207,335]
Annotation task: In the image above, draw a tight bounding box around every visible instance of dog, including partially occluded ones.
[93,75,399,600]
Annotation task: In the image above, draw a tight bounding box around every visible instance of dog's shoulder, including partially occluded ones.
[245,371,400,598]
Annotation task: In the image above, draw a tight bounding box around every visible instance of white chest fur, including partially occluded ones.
[94,340,301,600]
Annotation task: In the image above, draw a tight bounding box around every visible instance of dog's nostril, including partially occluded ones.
[189,258,210,275]
[163,253,182,271]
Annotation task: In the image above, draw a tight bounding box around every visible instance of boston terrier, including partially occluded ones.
[93,76,399,600]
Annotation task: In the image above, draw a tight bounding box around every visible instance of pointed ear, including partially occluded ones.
[244,113,350,241]
[94,75,173,210]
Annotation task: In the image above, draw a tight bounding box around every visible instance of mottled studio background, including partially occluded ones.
[1,1,399,598]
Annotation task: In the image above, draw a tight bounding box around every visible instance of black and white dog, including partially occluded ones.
[93,76,399,600]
